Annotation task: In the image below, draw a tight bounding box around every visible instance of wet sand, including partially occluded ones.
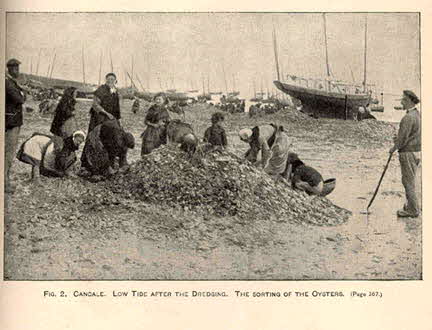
[3,100,422,280]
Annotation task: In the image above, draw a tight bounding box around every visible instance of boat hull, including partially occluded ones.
[274,81,371,120]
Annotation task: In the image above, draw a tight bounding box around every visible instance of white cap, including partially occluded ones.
[239,128,253,141]
[73,130,86,140]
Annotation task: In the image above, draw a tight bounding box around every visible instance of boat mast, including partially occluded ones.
[207,75,210,95]
[36,49,41,76]
[272,26,281,81]
[49,51,56,78]
[109,50,114,73]
[131,55,134,87]
[323,13,331,91]
[146,49,151,90]
[222,63,228,95]
[82,46,86,84]
[363,14,368,93]
[253,79,256,98]
[260,77,263,98]
[136,74,146,92]
[98,51,102,86]
[232,74,236,93]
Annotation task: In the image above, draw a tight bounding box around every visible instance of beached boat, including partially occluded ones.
[370,105,384,112]
[272,14,372,120]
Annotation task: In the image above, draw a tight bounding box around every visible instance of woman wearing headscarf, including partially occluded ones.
[17,130,86,184]
[81,73,121,171]
[141,92,171,156]
[239,124,293,179]
[50,86,79,153]
[81,120,135,177]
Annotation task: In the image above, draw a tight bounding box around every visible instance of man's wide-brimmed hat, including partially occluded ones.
[7,58,21,67]
[403,90,420,105]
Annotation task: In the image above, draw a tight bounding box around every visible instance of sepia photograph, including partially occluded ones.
[4,12,421,280]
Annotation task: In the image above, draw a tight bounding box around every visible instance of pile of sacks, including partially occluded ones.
[107,145,351,227]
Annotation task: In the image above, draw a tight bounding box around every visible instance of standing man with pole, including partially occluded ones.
[5,58,26,194]
[389,90,421,218]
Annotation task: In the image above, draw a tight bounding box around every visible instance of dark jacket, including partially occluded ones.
[93,84,121,119]
[204,124,227,147]
[5,74,26,129]
[87,84,121,133]
[291,160,323,187]
[395,108,421,152]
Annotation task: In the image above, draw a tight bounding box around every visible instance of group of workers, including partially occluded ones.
[5,57,422,217]
[248,102,285,118]
[215,99,245,114]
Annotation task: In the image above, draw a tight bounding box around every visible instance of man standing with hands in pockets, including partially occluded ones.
[5,58,26,194]
[389,90,421,218]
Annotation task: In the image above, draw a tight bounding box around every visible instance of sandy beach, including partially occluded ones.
[3,99,422,280]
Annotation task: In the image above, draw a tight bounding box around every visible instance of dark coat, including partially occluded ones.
[5,75,26,129]
[88,84,121,133]
[203,124,227,147]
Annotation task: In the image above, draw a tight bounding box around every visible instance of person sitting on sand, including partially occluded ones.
[285,152,324,196]
[203,112,227,150]
[81,119,135,177]
[17,130,86,184]
[239,124,292,178]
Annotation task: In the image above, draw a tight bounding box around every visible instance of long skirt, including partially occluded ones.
[80,125,110,175]
[141,125,167,156]
[81,110,118,168]
[264,132,293,176]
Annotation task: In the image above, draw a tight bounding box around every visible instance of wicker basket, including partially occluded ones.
[320,178,336,197]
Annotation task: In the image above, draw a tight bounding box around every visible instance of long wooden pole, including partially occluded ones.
[253,79,256,98]
[260,77,263,97]
[323,14,330,77]
[146,49,150,90]
[323,13,331,91]
[350,67,355,83]
[136,74,146,92]
[222,63,228,95]
[367,153,393,212]
[272,27,281,81]
[109,50,114,73]
[131,55,134,86]
[98,51,102,85]
[30,57,33,75]
[49,52,56,78]
[46,63,51,77]
[125,70,138,90]
[36,49,41,76]
[82,46,86,84]
[363,14,368,93]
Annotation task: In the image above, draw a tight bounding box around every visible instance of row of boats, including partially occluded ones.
[20,14,390,118]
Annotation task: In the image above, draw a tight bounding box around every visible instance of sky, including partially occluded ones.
[6,12,420,98]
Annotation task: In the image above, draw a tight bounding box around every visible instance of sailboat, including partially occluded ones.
[273,14,371,120]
